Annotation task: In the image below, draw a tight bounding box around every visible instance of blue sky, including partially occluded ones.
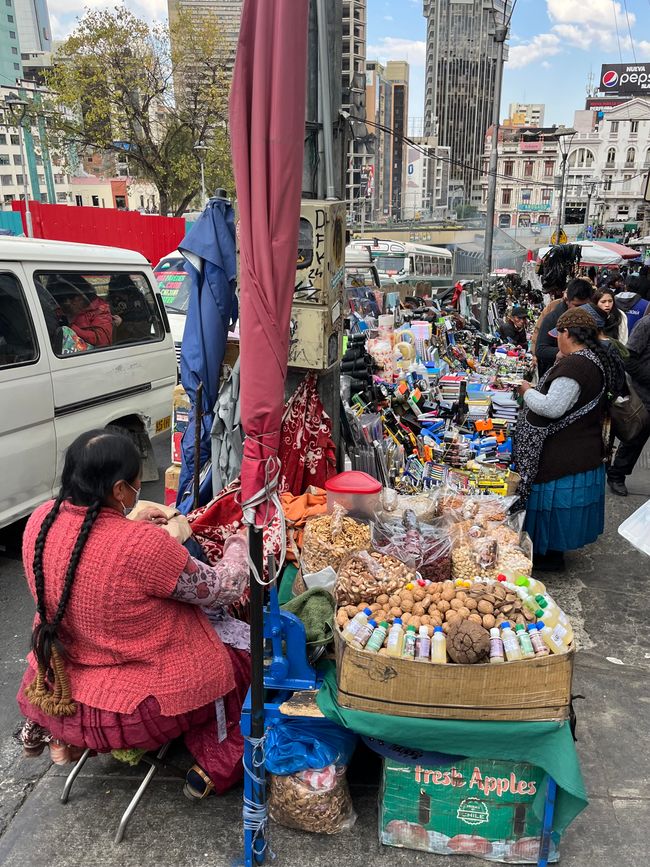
[367,0,650,127]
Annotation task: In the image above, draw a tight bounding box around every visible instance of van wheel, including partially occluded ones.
[106,421,159,483]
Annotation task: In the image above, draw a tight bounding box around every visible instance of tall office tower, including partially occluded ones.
[385,60,409,220]
[423,0,510,203]
[167,0,242,76]
[14,0,50,55]
[365,60,389,218]
[342,0,367,218]
[1,0,23,83]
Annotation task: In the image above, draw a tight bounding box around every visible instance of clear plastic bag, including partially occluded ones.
[335,550,415,606]
[372,510,452,582]
[301,504,371,575]
[269,764,357,834]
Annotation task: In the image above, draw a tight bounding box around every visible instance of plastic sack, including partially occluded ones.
[619,498,650,556]
[335,550,416,606]
[301,504,371,575]
[379,490,438,524]
[372,509,452,582]
[269,764,357,834]
[265,718,357,776]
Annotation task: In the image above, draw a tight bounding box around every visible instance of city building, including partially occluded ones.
[69,177,159,211]
[167,0,242,74]
[423,0,510,202]
[479,99,650,236]
[385,60,408,220]
[1,0,23,85]
[506,103,545,127]
[403,136,450,221]
[342,0,367,217]
[14,0,51,55]
[0,80,70,209]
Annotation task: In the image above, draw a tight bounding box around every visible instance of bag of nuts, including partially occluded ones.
[335,550,416,606]
[301,504,371,576]
[372,512,452,583]
[269,764,357,834]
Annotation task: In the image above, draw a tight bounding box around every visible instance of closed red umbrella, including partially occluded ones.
[230,0,309,528]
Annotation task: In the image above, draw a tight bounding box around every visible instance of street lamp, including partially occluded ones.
[550,126,577,245]
[582,180,599,238]
[193,142,208,209]
[5,93,33,238]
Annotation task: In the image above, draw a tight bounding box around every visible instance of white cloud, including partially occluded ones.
[508,32,561,69]
[547,0,634,29]
[366,37,426,67]
[48,0,168,38]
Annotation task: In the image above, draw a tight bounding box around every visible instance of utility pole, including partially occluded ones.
[480,22,507,332]
[583,180,598,238]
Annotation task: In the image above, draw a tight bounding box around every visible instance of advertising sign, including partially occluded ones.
[599,63,650,95]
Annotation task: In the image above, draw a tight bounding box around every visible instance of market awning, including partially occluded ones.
[593,241,641,260]
[537,241,623,267]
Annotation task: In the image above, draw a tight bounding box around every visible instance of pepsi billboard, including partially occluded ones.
[600,63,650,95]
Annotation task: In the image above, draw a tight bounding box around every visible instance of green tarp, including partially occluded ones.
[316,663,587,835]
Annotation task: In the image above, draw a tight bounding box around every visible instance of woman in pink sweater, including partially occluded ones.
[16,429,250,800]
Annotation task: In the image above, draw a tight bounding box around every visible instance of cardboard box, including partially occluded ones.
[164,464,181,507]
[334,629,573,722]
[380,757,559,863]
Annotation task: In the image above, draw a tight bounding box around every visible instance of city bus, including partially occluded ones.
[347,239,454,300]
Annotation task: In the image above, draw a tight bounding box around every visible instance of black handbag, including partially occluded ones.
[609,377,649,443]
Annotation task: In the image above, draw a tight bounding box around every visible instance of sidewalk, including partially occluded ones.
[1,455,649,867]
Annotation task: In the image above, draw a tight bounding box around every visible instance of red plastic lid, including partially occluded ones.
[325,471,382,494]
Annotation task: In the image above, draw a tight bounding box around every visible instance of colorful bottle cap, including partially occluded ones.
[407,625,416,632]
[434,626,443,633]
[379,621,389,628]
[515,576,529,587]
[368,620,377,628]
[501,621,511,629]
[497,574,507,582]
[527,624,537,632]
[534,609,544,618]
[363,607,372,615]
[537,621,545,629]
[515,624,524,632]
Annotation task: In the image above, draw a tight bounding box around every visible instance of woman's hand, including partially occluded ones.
[135,506,169,525]
[518,381,532,397]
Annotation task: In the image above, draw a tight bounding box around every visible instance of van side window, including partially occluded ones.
[33,271,165,356]
[0,272,38,368]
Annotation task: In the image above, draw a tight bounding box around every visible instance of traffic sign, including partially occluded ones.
[550,229,568,245]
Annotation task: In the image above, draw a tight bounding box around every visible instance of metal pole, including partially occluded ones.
[200,157,206,208]
[248,524,266,863]
[18,123,33,238]
[583,184,594,237]
[193,381,203,510]
[480,23,507,332]
[315,0,336,200]
[555,154,567,245]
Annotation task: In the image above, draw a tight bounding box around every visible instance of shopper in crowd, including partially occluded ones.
[615,283,648,336]
[516,307,613,572]
[607,313,650,497]
[627,264,650,301]
[594,288,628,344]
[534,278,594,377]
[49,277,113,348]
[15,430,250,800]
[497,305,528,348]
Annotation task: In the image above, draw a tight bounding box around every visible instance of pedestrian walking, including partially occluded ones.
[594,288,628,344]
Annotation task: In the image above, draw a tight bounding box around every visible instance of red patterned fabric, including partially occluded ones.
[278,373,336,495]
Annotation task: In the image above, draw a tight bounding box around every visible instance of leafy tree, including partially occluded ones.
[44,6,233,215]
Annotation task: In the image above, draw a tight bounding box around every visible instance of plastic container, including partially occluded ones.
[341,607,372,643]
[514,574,547,596]
[500,622,522,661]
[365,621,389,654]
[515,624,535,658]
[402,625,417,660]
[386,619,405,658]
[537,621,567,655]
[528,623,549,657]
[352,619,377,650]
[618,497,650,556]
[430,626,447,664]
[325,471,382,520]
[415,626,431,662]
[535,595,574,647]
[489,627,505,664]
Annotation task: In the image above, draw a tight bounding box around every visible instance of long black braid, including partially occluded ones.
[26,428,141,716]
[566,325,620,400]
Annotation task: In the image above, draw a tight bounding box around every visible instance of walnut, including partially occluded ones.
[446,619,490,664]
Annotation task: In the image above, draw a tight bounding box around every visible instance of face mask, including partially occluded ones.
[121,481,141,516]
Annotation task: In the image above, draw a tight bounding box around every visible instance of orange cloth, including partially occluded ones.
[280,488,327,563]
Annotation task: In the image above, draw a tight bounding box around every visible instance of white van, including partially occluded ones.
[0,237,177,528]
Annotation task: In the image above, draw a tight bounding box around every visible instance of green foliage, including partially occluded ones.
[44,5,233,215]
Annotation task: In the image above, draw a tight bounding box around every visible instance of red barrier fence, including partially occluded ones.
[12,201,186,265]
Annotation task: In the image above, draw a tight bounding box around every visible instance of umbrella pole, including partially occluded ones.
[193,382,203,511]
[249,525,267,862]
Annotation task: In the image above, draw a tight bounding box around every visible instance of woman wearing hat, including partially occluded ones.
[515,307,616,572]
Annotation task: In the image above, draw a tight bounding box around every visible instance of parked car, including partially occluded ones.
[153,250,190,371]
[0,237,177,528]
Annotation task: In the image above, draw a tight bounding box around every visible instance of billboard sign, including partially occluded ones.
[599,63,650,95]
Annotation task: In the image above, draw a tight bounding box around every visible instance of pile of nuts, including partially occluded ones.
[336,578,537,655]
[301,512,371,574]
[336,551,415,606]
[451,542,532,582]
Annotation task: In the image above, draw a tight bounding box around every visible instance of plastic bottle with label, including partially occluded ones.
[514,574,547,596]
[528,623,549,657]
[352,619,377,650]
[537,621,567,655]
[402,625,417,660]
[430,626,447,664]
[535,596,574,647]
[489,627,505,664]
[386,619,405,657]
[415,626,431,662]
[365,621,389,654]
[500,621,523,661]
[515,624,535,658]
[341,607,372,643]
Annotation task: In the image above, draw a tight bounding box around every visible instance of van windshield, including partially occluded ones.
[154,256,191,314]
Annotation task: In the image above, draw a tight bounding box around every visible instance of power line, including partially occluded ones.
[622,0,637,62]
[612,0,623,63]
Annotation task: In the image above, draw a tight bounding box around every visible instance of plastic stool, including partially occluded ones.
[60,742,171,843]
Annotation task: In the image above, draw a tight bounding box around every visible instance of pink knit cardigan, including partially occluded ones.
[22,501,235,715]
